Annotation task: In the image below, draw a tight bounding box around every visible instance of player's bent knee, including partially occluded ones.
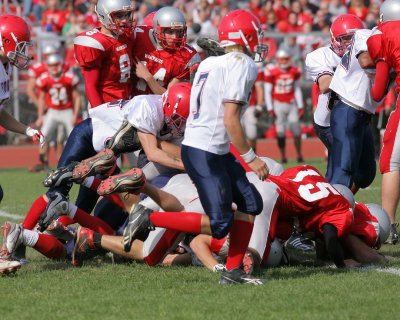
[211,217,234,239]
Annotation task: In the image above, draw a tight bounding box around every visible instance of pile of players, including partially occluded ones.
[0,0,397,285]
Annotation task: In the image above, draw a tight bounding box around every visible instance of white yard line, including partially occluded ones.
[375,267,400,277]
[0,210,24,220]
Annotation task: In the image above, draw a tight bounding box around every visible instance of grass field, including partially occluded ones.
[1,159,399,320]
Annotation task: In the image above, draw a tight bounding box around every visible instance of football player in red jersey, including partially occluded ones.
[367,0,400,244]
[264,48,304,163]
[36,54,81,163]
[131,6,201,96]
[74,0,135,108]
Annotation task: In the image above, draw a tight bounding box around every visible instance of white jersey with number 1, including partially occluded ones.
[183,51,258,155]
[329,29,382,114]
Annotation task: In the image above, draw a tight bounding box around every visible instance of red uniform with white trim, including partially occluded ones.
[131,26,200,97]
[269,165,353,238]
[350,202,379,248]
[36,71,79,110]
[264,65,301,103]
[367,21,400,173]
[74,28,134,106]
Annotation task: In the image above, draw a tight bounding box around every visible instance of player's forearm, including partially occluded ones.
[27,79,38,107]
[371,61,390,102]
[225,115,250,154]
[341,233,386,264]
[358,51,375,69]
[144,77,167,95]
[0,109,28,135]
[158,140,181,158]
[294,82,304,109]
[317,74,333,93]
[143,183,184,212]
[189,235,219,271]
[82,68,103,108]
[147,148,184,170]
[264,83,274,111]
[322,223,345,268]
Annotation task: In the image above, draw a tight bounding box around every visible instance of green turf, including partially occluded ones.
[0,160,399,320]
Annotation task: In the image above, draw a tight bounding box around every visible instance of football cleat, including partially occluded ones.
[196,37,225,56]
[104,120,141,156]
[72,226,101,267]
[44,220,74,242]
[0,258,21,275]
[72,149,117,181]
[122,204,155,252]
[286,231,315,252]
[1,222,23,258]
[242,250,261,275]
[97,168,146,195]
[43,161,79,188]
[38,192,69,232]
[385,223,399,245]
[219,267,265,285]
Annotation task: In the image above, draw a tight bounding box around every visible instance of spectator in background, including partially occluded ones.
[287,12,302,32]
[249,0,267,24]
[297,22,325,60]
[193,1,218,39]
[290,1,313,28]
[23,0,45,23]
[265,10,277,31]
[273,0,290,22]
[279,36,303,67]
[41,0,67,34]
[85,1,101,28]
[312,9,331,31]
[348,0,369,21]
[329,0,348,20]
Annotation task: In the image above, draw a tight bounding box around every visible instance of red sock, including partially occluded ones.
[22,195,47,230]
[74,208,114,235]
[33,234,65,260]
[58,216,75,226]
[87,177,101,191]
[144,230,182,266]
[226,220,254,271]
[103,194,124,210]
[150,211,202,234]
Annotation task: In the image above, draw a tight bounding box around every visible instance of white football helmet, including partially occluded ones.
[276,48,291,70]
[332,184,355,210]
[365,203,391,244]
[95,0,135,35]
[266,239,283,267]
[380,0,400,22]
[153,6,187,50]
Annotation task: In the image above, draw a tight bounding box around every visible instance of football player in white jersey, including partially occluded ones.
[0,15,44,202]
[306,14,363,154]
[328,26,384,192]
[121,10,269,285]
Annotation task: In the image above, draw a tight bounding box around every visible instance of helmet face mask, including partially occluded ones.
[95,0,136,36]
[153,7,187,51]
[0,15,32,69]
[162,82,191,137]
[329,14,363,57]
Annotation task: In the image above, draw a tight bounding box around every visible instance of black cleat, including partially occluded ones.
[105,120,141,156]
[219,267,265,285]
[43,161,79,188]
[385,223,399,245]
[38,192,69,232]
[122,204,154,252]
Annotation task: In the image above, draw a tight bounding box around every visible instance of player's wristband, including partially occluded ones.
[241,148,256,163]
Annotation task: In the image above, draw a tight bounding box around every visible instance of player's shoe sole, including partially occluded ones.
[1,222,23,258]
[0,259,21,275]
[43,161,79,188]
[72,149,116,181]
[37,192,69,232]
[105,120,141,156]
[97,168,146,195]
[219,267,265,285]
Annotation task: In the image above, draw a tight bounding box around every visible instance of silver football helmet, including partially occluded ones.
[365,203,391,244]
[46,54,64,76]
[95,0,135,35]
[380,0,400,22]
[332,184,355,210]
[153,6,187,50]
[266,239,283,267]
[42,43,60,56]
[275,48,291,70]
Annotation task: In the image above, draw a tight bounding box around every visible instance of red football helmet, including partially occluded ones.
[330,14,364,57]
[162,82,192,137]
[143,11,156,27]
[0,15,32,69]
[218,9,268,60]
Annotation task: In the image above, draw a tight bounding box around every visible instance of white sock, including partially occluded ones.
[68,203,78,219]
[81,176,95,188]
[22,229,39,247]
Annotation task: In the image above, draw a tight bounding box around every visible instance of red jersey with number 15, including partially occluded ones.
[131,26,200,97]
[367,21,400,92]
[264,65,301,103]
[269,165,353,238]
[36,71,79,110]
[74,28,134,104]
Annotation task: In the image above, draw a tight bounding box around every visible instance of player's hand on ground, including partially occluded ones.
[344,259,361,268]
[248,157,269,180]
[134,57,152,82]
[26,127,45,147]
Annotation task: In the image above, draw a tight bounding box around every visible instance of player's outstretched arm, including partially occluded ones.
[322,223,346,268]
[341,233,387,264]
[371,60,390,102]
